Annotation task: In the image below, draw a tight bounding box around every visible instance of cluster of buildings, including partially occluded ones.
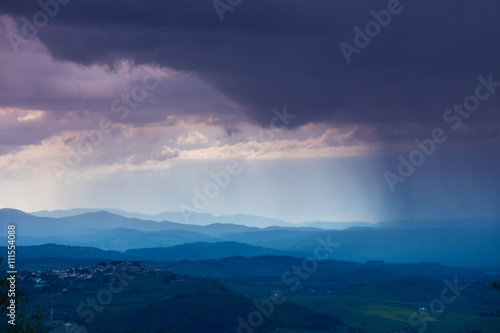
[18,261,161,294]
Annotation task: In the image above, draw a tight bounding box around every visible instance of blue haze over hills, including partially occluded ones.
[1,208,498,267]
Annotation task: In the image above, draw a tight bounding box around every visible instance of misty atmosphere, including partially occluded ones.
[0,1,499,332]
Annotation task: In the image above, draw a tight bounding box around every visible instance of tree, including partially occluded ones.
[0,257,48,333]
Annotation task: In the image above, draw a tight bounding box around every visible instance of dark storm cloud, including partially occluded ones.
[1,0,500,127]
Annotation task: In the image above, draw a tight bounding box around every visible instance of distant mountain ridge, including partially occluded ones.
[30,208,295,228]
[1,208,499,266]
[29,208,499,230]
[0,242,300,265]
[31,208,376,229]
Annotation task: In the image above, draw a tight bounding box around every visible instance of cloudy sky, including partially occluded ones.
[0,0,499,223]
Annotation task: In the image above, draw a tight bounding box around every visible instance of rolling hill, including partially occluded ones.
[1,209,500,266]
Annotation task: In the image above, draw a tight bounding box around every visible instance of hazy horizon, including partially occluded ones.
[0,206,497,229]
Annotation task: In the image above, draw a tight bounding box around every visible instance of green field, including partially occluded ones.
[5,257,500,333]
[223,278,500,333]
